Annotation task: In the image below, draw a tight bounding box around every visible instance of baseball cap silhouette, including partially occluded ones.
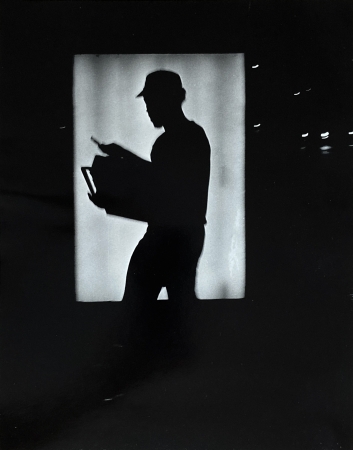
[136,70,184,98]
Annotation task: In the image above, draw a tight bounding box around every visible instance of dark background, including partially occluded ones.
[1,1,353,449]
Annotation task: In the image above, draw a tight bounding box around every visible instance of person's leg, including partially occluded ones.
[165,226,205,301]
[123,232,163,304]
[122,228,165,348]
[164,226,205,353]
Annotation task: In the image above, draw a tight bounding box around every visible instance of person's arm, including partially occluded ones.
[92,137,151,167]
[88,141,152,221]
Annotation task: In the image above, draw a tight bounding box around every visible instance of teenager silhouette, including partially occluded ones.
[89,70,210,342]
[122,71,210,308]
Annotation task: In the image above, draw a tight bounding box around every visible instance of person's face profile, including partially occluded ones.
[143,95,168,128]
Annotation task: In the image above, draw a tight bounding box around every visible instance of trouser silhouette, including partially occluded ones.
[122,224,205,350]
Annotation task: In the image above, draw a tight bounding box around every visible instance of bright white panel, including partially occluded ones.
[74,54,245,301]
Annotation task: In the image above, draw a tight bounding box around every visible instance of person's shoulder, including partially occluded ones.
[187,121,210,146]
[188,120,204,133]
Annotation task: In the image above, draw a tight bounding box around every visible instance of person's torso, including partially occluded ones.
[149,120,211,227]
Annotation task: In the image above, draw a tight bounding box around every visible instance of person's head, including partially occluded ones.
[136,70,186,128]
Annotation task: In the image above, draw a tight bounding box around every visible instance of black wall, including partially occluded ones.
[1,2,353,449]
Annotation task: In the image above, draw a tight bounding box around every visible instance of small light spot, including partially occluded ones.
[305,88,311,91]
[294,92,300,96]
[300,146,306,150]
[254,124,261,127]
[252,64,259,68]
[302,133,309,137]
[349,131,353,135]
[320,146,332,150]
[59,126,66,129]
[321,132,329,137]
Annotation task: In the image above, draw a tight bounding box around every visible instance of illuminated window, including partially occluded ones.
[74,54,246,301]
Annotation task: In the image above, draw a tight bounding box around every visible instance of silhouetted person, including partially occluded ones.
[90,70,210,350]
[125,70,210,301]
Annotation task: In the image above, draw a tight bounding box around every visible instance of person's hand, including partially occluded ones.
[98,143,128,158]
[91,137,136,161]
[88,192,107,209]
